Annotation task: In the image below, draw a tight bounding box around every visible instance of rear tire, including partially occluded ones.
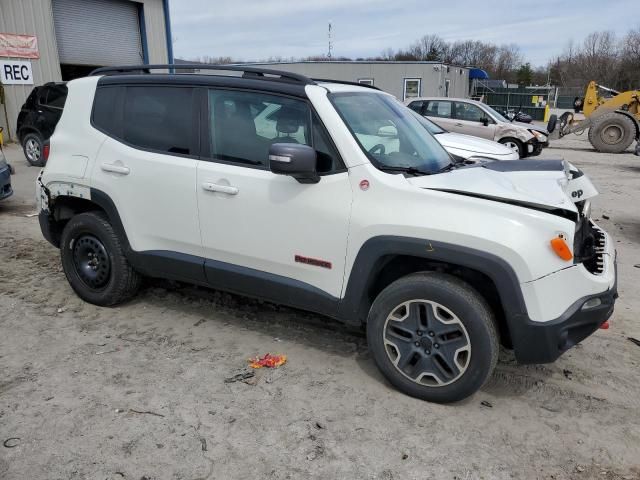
[22,132,45,166]
[366,272,499,403]
[588,112,636,153]
[547,114,557,133]
[60,212,141,306]
[498,137,524,158]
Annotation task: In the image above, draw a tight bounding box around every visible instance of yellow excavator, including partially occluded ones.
[550,81,640,154]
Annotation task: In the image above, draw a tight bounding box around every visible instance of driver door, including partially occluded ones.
[196,89,352,304]
[453,101,496,139]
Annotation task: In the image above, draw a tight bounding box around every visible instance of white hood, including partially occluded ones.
[407,160,598,212]
[436,132,515,157]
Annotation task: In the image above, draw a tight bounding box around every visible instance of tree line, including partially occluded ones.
[188,26,640,91]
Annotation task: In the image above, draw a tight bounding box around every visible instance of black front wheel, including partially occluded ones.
[60,212,141,306]
[367,272,499,403]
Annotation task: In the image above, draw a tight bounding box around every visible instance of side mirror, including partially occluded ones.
[269,143,319,184]
[482,117,490,126]
[377,125,398,137]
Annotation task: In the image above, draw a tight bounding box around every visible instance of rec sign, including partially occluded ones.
[0,60,34,85]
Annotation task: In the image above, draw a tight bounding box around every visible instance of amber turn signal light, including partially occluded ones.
[550,237,573,261]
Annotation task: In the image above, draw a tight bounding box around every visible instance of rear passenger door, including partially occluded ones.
[196,89,352,306]
[91,85,204,262]
[423,100,457,131]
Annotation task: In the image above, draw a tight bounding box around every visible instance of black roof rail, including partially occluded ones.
[312,78,381,90]
[89,64,317,85]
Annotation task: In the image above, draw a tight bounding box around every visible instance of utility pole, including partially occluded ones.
[328,21,333,60]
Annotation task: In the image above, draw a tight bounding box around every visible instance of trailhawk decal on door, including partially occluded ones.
[295,255,332,269]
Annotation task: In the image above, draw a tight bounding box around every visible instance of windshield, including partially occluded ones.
[483,104,509,123]
[409,110,446,134]
[330,92,452,174]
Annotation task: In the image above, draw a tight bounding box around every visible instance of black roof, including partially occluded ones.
[91,64,380,97]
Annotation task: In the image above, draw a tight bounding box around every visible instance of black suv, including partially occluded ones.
[16,82,67,166]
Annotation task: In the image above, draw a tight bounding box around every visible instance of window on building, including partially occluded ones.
[123,86,194,155]
[425,100,452,118]
[403,78,421,101]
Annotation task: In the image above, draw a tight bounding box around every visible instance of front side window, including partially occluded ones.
[454,102,485,123]
[331,92,452,175]
[209,90,311,168]
[208,90,343,173]
[123,86,193,155]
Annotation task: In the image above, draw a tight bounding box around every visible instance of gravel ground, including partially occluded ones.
[1,134,639,480]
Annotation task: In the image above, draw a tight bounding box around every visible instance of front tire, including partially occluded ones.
[22,132,45,166]
[366,272,498,403]
[588,112,636,153]
[60,212,141,306]
[498,137,524,158]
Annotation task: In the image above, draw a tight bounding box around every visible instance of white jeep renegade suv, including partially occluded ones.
[36,65,617,403]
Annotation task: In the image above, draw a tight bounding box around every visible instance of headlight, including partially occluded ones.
[529,130,547,142]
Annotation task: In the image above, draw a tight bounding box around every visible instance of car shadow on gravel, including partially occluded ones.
[141,279,556,402]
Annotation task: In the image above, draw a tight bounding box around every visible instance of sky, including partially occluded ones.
[169,0,637,67]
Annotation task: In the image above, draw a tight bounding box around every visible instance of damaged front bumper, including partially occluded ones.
[512,221,617,363]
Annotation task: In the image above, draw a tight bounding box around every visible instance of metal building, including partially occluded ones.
[0,0,173,140]
[242,61,470,101]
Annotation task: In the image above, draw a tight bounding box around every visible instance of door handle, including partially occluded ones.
[101,163,130,175]
[455,123,463,127]
[202,182,238,195]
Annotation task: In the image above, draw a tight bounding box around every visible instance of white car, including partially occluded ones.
[36,65,616,404]
[411,111,519,161]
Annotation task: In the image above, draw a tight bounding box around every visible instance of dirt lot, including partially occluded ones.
[1,135,639,480]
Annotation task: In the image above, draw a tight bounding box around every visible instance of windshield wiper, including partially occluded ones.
[377,165,432,176]
[437,163,457,173]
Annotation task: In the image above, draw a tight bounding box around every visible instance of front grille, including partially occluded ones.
[574,217,605,275]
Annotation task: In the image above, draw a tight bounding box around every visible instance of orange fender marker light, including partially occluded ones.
[550,237,573,261]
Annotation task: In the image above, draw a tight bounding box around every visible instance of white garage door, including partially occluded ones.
[52,0,144,66]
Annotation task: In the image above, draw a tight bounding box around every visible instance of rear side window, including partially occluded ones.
[123,87,194,155]
[425,100,452,118]
[93,85,195,156]
[43,85,67,109]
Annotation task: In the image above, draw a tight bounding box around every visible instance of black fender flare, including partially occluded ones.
[337,236,528,328]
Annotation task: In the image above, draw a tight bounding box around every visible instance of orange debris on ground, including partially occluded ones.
[248,353,287,369]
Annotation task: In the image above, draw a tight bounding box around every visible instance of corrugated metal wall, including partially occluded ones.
[0,0,169,141]
[0,0,62,140]
[247,62,470,101]
[52,0,144,66]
